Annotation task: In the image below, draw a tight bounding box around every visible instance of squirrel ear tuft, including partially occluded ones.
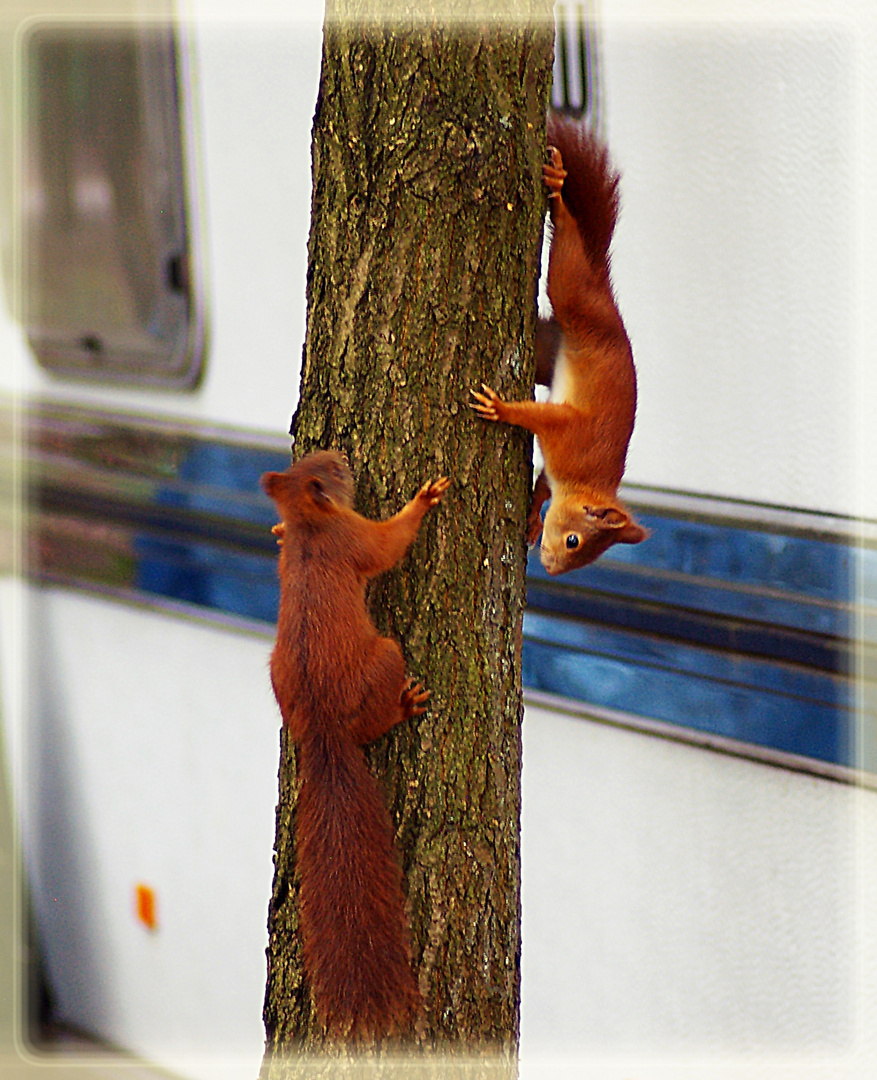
[619,520,649,545]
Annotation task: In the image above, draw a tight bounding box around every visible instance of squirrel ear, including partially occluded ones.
[308,476,332,505]
[260,471,282,496]
[599,507,628,528]
[591,506,649,546]
[618,520,649,545]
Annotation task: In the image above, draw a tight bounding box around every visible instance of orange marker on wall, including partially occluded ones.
[135,884,158,931]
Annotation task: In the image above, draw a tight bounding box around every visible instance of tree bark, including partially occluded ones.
[262,3,554,1074]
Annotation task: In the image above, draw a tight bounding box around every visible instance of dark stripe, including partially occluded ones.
[36,481,279,554]
[527,577,851,674]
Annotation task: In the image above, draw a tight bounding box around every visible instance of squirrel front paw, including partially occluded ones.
[469,384,505,423]
[271,522,285,546]
[417,476,451,508]
[401,678,430,719]
[543,145,567,198]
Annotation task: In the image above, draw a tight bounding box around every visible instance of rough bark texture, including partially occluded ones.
[262,3,554,1075]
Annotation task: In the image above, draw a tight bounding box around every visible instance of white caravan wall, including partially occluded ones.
[4,4,876,514]
[14,590,877,1078]
[601,3,877,517]
[19,590,280,1078]
[520,703,877,1078]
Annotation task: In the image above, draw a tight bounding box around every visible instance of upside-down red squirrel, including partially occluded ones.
[261,450,450,1039]
[471,113,647,574]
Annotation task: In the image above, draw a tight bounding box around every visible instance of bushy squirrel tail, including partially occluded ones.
[295,733,420,1039]
[546,112,620,281]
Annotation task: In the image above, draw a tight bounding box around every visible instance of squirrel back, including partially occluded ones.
[261,451,448,1039]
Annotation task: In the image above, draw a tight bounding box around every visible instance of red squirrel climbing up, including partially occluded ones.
[472,113,647,574]
[261,450,450,1039]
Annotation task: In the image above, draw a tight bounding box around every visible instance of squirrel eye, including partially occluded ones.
[566,534,580,549]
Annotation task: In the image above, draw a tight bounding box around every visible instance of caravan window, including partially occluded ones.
[21,22,203,388]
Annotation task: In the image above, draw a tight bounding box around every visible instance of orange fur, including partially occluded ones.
[261,451,449,1039]
[472,114,648,574]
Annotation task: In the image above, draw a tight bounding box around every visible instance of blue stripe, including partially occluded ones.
[27,408,871,773]
[154,442,285,527]
[522,638,855,767]
[523,611,850,710]
[133,535,280,625]
[529,545,855,639]
[610,512,858,603]
[525,576,847,673]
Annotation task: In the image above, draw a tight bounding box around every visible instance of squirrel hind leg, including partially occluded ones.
[348,636,413,745]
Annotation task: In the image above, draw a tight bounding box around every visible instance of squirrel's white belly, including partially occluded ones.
[549,343,571,405]
[532,343,571,486]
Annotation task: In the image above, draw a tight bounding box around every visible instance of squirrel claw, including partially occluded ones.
[401,678,430,717]
[470,384,503,422]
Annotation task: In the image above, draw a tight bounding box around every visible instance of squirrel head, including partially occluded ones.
[261,450,354,522]
[540,496,647,575]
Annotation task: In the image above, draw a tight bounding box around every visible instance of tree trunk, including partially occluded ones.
[261,3,554,1074]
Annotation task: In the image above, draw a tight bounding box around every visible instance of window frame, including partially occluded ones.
[16,15,206,390]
